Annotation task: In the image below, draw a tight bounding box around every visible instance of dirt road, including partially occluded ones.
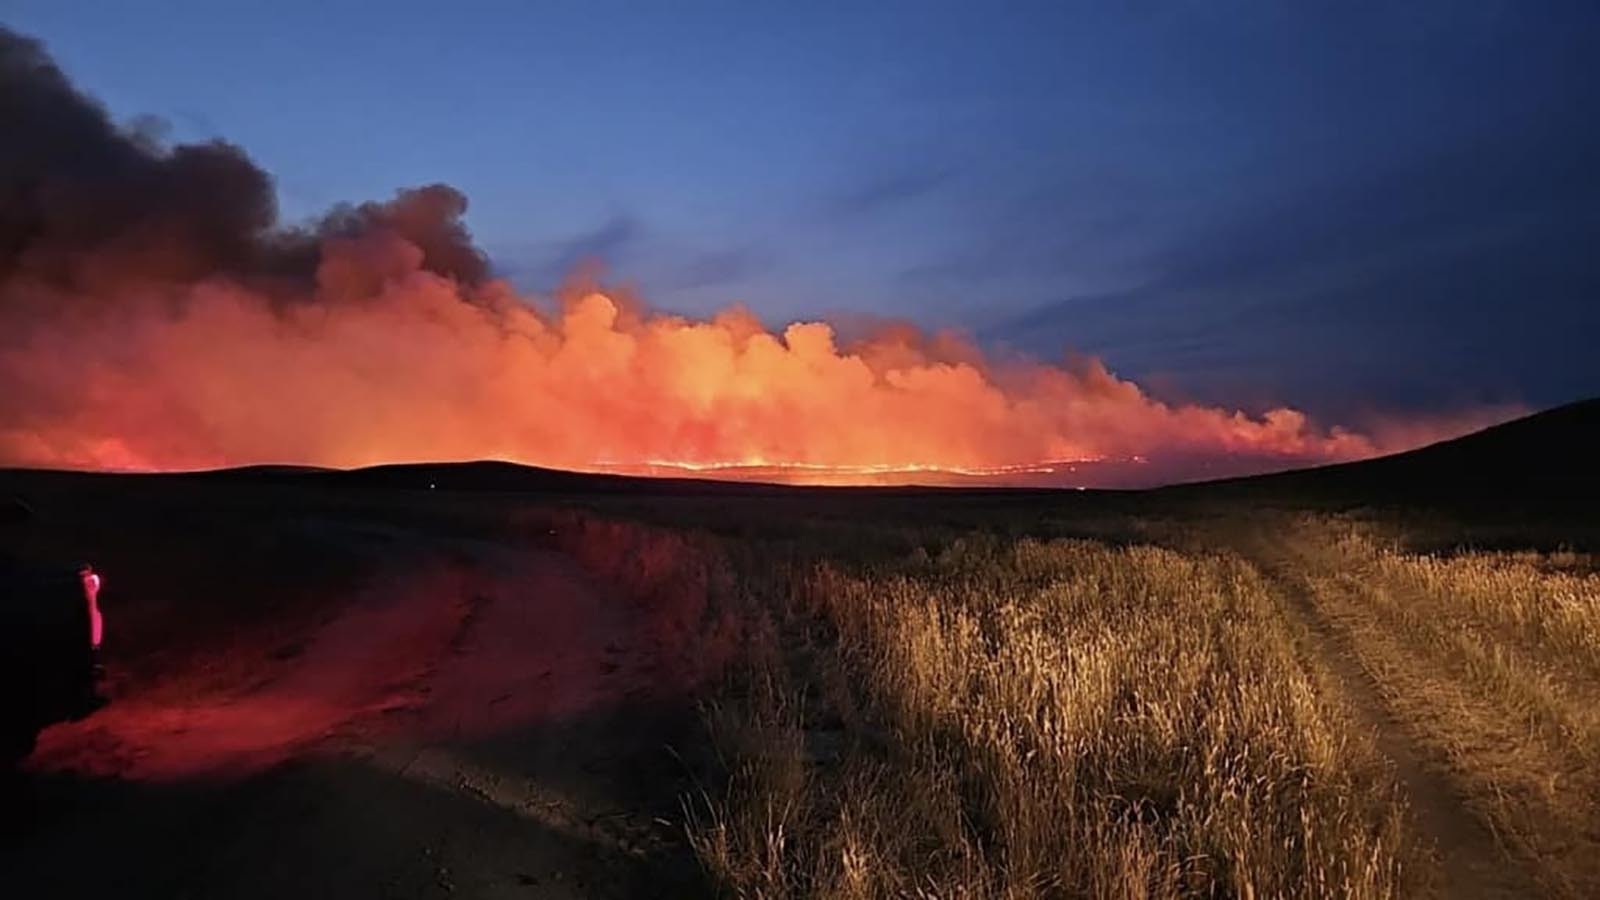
[2,526,711,898]
[1234,524,1542,899]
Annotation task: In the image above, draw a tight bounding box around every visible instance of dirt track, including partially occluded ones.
[2,525,709,898]
[1236,526,1542,899]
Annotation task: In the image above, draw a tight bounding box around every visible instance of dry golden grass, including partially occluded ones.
[538,508,751,690]
[553,505,1597,896]
[1293,519,1600,897]
[690,535,1414,898]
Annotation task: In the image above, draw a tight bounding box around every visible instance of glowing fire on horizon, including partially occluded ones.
[0,274,1512,487]
[0,26,1518,487]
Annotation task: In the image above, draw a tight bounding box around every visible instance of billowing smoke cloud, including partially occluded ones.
[0,28,1512,486]
[0,27,484,293]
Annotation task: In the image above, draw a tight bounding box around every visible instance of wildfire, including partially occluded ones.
[0,277,1497,487]
[0,26,1516,488]
[591,456,1099,487]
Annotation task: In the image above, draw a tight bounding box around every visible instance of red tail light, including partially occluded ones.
[80,565,103,649]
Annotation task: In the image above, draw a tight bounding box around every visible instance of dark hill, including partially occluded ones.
[332,460,1072,500]
[338,460,789,495]
[3,399,1593,511]
[1181,397,1600,507]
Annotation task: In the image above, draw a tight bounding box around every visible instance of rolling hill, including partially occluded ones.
[1188,397,1600,506]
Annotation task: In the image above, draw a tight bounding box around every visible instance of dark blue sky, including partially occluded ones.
[8,0,1598,420]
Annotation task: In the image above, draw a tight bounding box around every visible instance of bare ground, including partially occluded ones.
[1,524,712,899]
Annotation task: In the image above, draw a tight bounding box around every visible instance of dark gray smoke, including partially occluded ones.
[0,26,485,295]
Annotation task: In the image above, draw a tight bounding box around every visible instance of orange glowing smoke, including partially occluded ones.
[0,251,1506,485]
[0,26,1514,486]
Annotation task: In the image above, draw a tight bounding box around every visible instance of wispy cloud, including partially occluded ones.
[494,215,642,288]
[656,245,771,293]
[822,166,959,220]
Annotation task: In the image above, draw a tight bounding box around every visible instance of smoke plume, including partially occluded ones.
[0,28,1509,486]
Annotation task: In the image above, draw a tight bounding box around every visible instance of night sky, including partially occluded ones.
[8,1,1598,423]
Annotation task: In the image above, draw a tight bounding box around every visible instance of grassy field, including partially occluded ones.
[6,435,1597,897]
[552,499,1598,898]
[1286,518,1600,897]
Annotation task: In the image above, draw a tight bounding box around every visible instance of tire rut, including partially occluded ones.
[1237,530,1542,899]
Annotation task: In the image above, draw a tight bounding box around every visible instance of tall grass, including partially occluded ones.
[692,536,1413,898]
[1299,520,1600,896]
[538,508,749,691]
[1333,527,1600,690]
